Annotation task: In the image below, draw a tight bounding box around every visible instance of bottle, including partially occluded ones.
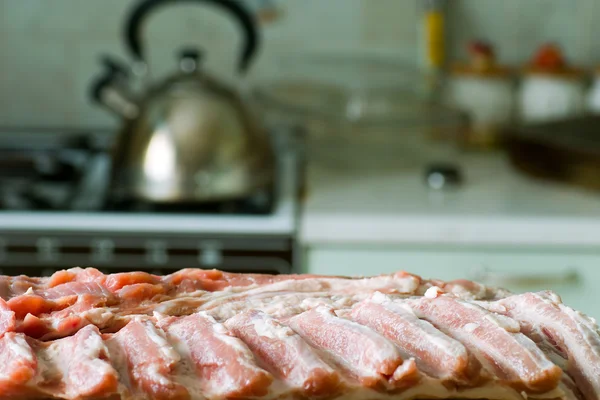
[419,0,446,100]
[419,0,446,73]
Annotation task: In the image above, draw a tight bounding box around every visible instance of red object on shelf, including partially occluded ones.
[468,41,494,58]
[467,40,496,71]
[532,43,566,70]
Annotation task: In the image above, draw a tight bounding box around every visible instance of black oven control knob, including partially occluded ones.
[146,240,168,265]
[36,238,60,263]
[0,238,5,263]
[91,239,115,263]
[199,241,223,267]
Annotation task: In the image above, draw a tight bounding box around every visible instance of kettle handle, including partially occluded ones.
[124,0,260,73]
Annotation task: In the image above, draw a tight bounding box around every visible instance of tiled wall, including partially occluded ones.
[0,0,597,128]
[447,0,598,65]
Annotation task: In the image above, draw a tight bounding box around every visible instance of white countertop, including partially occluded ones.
[300,137,600,247]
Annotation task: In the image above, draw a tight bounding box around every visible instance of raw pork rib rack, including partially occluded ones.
[0,268,598,400]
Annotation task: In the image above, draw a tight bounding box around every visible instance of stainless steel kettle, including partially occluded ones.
[90,0,275,204]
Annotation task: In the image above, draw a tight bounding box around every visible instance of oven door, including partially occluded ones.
[0,231,297,276]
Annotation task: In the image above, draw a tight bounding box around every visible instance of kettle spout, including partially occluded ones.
[92,80,139,119]
[90,56,139,119]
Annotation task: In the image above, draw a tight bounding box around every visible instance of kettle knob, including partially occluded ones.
[178,48,203,73]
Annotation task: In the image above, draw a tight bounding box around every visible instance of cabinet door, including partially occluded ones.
[306,246,600,319]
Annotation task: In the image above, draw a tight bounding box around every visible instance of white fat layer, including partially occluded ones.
[205,292,361,321]
[45,326,117,398]
[446,282,487,300]
[83,308,114,326]
[146,363,171,386]
[164,330,205,400]
[6,334,35,362]
[152,298,204,315]
[251,313,295,340]
[538,290,563,305]
[484,313,521,333]
[237,274,420,298]
[460,299,522,333]
[424,286,443,299]
[103,337,132,397]
[141,320,180,363]
[0,334,35,381]
[167,288,385,322]
[211,327,266,396]
[208,316,265,373]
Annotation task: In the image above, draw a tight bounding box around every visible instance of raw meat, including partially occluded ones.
[158,311,273,399]
[0,333,37,398]
[489,291,600,400]
[349,292,476,384]
[107,319,188,400]
[0,267,595,400]
[225,309,341,397]
[288,305,419,389]
[23,325,120,399]
[104,272,159,292]
[0,298,15,337]
[406,293,562,392]
[45,325,120,399]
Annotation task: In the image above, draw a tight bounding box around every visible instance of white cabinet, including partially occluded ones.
[305,246,600,320]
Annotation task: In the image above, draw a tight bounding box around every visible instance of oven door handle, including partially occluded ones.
[470,267,581,288]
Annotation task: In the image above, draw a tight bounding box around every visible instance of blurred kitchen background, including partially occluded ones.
[2,0,600,317]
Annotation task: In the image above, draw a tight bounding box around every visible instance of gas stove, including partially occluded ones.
[0,127,301,276]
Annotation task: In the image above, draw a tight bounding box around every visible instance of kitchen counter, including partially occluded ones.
[299,137,600,318]
[300,138,600,248]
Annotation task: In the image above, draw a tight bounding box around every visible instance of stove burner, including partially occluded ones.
[0,153,85,210]
[105,186,276,215]
[0,130,279,216]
